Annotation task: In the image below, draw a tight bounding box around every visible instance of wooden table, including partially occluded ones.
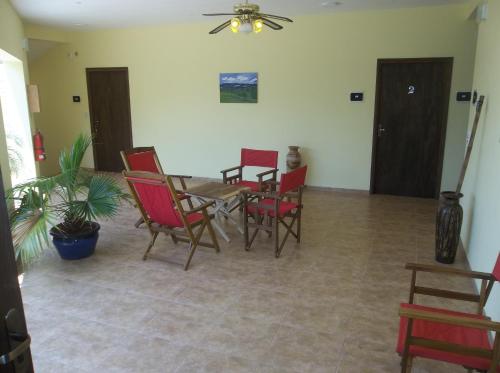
[185,182,250,242]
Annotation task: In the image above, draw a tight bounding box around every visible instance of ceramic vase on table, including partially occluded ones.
[286,146,302,172]
[435,191,463,264]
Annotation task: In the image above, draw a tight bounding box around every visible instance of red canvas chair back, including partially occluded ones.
[493,253,500,281]
[125,149,160,173]
[126,175,183,227]
[279,166,307,195]
[240,148,278,168]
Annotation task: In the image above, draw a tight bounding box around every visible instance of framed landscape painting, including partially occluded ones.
[220,72,258,103]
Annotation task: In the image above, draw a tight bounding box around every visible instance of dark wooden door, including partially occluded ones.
[0,168,33,373]
[87,68,133,172]
[371,58,453,198]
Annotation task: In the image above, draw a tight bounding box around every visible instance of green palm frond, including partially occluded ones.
[60,174,130,223]
[58,134,92,191]
[9,188,55,265]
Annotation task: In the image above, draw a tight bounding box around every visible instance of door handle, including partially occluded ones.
[0,309,31,372]
[378,124,386,137]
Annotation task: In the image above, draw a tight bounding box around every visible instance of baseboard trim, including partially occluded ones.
[306,185,370,194]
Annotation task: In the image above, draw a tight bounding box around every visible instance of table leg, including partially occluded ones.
[195,197,231,242]
[218,195,245,234]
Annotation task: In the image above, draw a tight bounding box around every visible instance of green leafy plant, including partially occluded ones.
[7,134,130,266]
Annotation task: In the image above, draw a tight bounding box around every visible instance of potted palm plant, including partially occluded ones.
[7,134,129,264]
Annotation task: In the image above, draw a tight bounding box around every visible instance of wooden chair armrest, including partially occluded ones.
[185,200,215,214]
[170,174,193,179]
[243,190,279,199]
[405,263,493,280]
[221,165,243,174]
[256,168,278,178]
[399,306,500,332]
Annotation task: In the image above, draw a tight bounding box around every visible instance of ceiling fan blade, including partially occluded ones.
[258,13,293,22]
[262,18,283,30]
[203,13,239,16]
[209,20,232,34]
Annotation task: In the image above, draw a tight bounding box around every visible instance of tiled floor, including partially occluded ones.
[21,179,475,372]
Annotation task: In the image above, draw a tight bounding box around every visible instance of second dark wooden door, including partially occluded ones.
[371,58,453,198]
[87,68,133,172]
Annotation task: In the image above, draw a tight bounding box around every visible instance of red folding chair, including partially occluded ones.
[397,253,500,372]
[123,171,219,270]
[243,166,307,257]
[221,148,279,192]
[121,146,193,227]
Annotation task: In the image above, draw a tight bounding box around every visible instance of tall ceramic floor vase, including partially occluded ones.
[286,146,302,172]
[435,192,463,264]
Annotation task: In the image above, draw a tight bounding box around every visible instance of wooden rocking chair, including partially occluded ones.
[123,171,219,270]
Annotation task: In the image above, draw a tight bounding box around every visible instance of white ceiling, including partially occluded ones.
[12,0,469,30]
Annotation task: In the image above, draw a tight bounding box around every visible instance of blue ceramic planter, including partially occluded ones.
[50,222,100,260]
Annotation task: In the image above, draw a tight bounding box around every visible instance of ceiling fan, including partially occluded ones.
[203,1,293,34]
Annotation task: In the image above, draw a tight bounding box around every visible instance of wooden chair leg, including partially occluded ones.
[267,216,272,237]
[244,209,250,250]
[184,241,199,271]
[187,197,194,210]
[170,233,178,244]
[143,231,159,260]
[401,319,414,373]
[135,216,144,228]
[402,355,413,373]
[296,209,302,243]
[204,214,220,253]
[274,215,280,258]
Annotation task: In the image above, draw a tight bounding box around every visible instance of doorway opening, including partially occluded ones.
[0,49,36,187]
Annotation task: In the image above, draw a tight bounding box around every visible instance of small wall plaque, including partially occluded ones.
[350,92,363,102]
[73,96,81,103]
[456,92,471,102]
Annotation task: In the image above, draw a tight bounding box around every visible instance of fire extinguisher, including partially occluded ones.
[33,130,46,161]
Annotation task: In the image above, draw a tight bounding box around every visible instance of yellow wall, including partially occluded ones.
[460,0,500,322]
[0,0,29,190]
[30,4,477,189]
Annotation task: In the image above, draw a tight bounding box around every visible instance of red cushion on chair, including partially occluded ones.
[397,303,498,372]
[126,151,160,173]
[246,199,298,218]
[236,180,262,192]
[184,212,204,226]
[240,148,278,168]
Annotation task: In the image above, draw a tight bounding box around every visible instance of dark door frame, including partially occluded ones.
[369,57,453,198]
[86,67,133,171]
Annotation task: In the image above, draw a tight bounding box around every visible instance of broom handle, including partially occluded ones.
[456,95,485,194]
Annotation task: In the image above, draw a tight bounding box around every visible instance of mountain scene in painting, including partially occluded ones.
[220,73,258,103]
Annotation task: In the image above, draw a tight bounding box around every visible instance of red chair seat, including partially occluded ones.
[246,199,298,218]
[397,303,499,372]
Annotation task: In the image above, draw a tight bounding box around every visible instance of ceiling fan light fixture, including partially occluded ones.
[230,17,241,33]
[204,2,293,35]
[239,21,253,33]
[253,19,263,33]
